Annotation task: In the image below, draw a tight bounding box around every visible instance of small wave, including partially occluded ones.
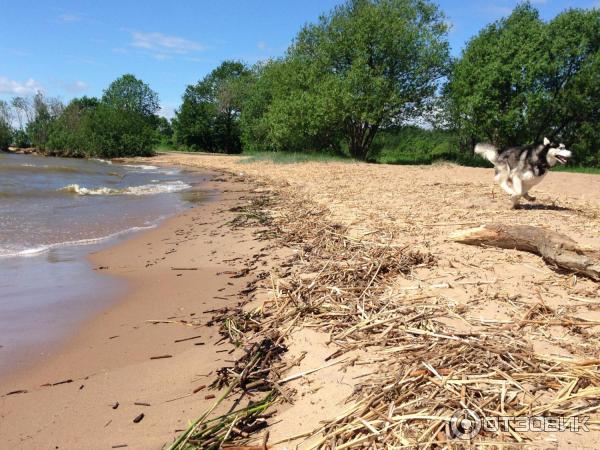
[0,164,94,174]
[126,181,190,195]
[120,163,180,175]
[0,225,157,258]
[122,164,159,171]
[60,184,118,195]
[91,158,113,165]
[58,181,191,196]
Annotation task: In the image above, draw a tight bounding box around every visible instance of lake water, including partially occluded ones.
[0,152,207,377]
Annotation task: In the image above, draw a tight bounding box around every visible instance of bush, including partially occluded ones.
[0,123,11,151]
[42,76,160,158]
[12,130,30,148]
[373,126,489,166]
[47,102,156,158]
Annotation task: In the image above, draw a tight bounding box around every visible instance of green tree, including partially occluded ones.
[43,75,160,158]
[174,60,250,153]
[46,97,100,156]
[102,74,160,117]
[239,58,343,153]
[0,100,13,150]
[47,97,156,158]
[27,92,64,149]
[446,4,600,163]
[242,0,449,160]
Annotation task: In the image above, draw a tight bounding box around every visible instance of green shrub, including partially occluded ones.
[12,130,30,148]
[0,123,11,150]
[373,126,490,167]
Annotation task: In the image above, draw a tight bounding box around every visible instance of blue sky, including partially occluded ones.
[1,0,597,118]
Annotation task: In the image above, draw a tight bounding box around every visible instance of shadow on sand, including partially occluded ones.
[518,203,572,211]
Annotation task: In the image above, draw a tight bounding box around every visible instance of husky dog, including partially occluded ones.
[475,137,572,208]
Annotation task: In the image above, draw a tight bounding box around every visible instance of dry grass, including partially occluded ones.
[145,155,600,449]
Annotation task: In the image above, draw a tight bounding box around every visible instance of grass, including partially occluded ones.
[153,142,176,153]
[154,131,600,174]
[376,148,491,167]
[552,165,600,174]
[240,150,351,164]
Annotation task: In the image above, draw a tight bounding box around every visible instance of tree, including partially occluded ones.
[27,92,64,149]
[174,61,250,153]
[446,4,600,163]
[102,74,160,117]
[11,96,33,131]
[239,58,344,153]
[242,0,449,160]
[0,100,12,150]
[156,116,173,144]
[46,97,100,156]
[46,99,155,158]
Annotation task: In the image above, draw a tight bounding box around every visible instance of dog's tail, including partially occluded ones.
[474,143,499,165]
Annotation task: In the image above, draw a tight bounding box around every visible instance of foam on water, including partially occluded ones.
[58,180,191,196]
[0,224,158,258]
[0,153,208,377]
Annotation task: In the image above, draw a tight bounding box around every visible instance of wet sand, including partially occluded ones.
[0,174,271,449]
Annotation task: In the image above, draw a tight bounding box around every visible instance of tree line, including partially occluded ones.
[175,0,600,166]
[0,74,169,157]
[1,1,599,166]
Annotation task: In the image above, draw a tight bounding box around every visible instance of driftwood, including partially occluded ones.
[450,223,600,281]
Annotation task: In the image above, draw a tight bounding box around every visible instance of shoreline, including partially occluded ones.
[2,153,600,449]
[0,155,212,381]
[0,171,274,449]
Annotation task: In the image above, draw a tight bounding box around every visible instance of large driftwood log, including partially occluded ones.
[450,224,600,281]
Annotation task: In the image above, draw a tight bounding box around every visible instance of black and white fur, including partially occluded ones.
[475,137,572,208]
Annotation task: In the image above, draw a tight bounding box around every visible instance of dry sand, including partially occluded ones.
[2,154,600,449]
[149,154,600,449]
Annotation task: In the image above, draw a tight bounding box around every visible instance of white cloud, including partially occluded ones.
[152,53,170,61]
[58,13,82,23]
[0,77,43,95]
[130,31,206,58]
[61,80,88,94]
[257,41,269,51]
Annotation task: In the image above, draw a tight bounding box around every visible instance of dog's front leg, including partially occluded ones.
[500,179,516,196]
[510,177,524,209]
[510,195,522,209]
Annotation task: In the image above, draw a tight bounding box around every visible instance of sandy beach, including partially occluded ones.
[2,154,600,449]
[0,172,280,449]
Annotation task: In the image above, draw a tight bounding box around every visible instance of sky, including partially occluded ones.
[1,0,598,119]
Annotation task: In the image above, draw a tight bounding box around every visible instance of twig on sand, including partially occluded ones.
[278,358,349,384]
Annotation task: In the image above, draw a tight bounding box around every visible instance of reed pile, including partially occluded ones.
[170,175,600,449]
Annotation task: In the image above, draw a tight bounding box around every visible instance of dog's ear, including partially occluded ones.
[543,137,550,146]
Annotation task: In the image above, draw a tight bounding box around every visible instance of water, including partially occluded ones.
[0,153,207,377]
